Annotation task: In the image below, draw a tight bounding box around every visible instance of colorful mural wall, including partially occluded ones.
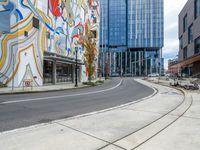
[0,0,100,87]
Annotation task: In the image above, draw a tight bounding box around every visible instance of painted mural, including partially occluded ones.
[0,0,100,87]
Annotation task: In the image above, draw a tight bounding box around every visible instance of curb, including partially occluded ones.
[144,79,187,97]
[0,80,109,95]
[0,85,91,95]
[0,78,110,96]
[0,79,156,134]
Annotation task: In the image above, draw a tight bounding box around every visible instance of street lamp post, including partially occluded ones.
[12,52,15,91]
[75,47,78,87]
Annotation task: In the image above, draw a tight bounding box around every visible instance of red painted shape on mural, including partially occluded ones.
[71,23,84,40]
[49,0,64,17]
[86,68,88,77]
[88,0,93,6]
[72,34,79,40]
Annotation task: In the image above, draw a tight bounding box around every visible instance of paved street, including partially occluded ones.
[1,79,199,150]
[0,78,153,132]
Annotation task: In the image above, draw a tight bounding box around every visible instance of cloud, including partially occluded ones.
[163,0,188,69]
[165,22,178,32]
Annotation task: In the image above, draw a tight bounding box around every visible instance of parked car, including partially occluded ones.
[183,84,199,90]
[111,73,119,77]
[148,73,159,77]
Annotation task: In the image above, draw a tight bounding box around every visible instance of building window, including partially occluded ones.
[93,6,97,10]
[93,17,97,23]
[183,46,188,59]
[188,24,193,44]
[46,31,50,39]
[92,30,97,38]
[183,14,187,32]
[33,17,40,29]
[179,36,183,49]
[195,36,200,54]
[24,31,28,37]
[195,0,200,19]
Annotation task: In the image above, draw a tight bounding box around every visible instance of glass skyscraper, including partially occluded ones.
[100,0,164,76]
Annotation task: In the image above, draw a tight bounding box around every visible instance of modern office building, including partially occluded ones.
[168,58,180,75]
[176,0,200,77]
[0,0,100,87]
[99,0,164,77]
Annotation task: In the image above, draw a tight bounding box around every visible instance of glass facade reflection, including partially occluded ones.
[127,0,164,48]
[100,0,164,76]
[109,0,126,47]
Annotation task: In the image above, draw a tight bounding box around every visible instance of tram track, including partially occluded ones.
[131,95,193,150]
[98,85,192,150]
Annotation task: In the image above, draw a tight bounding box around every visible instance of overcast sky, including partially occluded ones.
[163,0,188,69]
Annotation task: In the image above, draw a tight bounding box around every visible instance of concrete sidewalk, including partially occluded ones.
[0,79,199,150]
[137,92,200,150]
[0,78,106,95]
[0,83,88,95]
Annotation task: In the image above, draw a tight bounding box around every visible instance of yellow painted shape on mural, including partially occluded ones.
[63,0,75,25]
[23,64,33,81]
[41,26,47,53]
[37,9,50,25]
[0,22,33,70]
[2,29,37,75]
[12,13,32,29]
[54,36,61,54]
[5,44,43,84]
[81,0,88,14]
[11,0,36,29]
[77,0,83,9]
[37,9,49,53]
[5,46,28,84]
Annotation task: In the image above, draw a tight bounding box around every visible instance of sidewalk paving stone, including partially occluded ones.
[0,79,199,150]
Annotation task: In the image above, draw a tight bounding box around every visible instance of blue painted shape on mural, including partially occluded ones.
[45,23,54,32]
[67,48,71,55]
[20,0,30,10]
[20,0,60,35]
[2,1,15,11]
[15,9,23,20]
[56,27,64,34]
[79,47,83,54]
[91,14,95,19]
[61,16,66,22]
[0,1,15,33]
[0,11,10,33]
[45,23,60,35]
[71,23,84,39]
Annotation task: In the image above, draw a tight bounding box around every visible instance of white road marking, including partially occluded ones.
[0,84,157,135]
[1,79,123,104]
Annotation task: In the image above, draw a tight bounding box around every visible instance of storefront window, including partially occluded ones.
[56,63,73,83]
[43,60,53,84]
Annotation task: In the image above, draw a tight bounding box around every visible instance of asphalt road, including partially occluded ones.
[0,78,154,132]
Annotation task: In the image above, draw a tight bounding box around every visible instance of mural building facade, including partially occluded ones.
[0,0,100,87]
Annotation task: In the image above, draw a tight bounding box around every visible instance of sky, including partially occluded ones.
[163,0,188,69]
